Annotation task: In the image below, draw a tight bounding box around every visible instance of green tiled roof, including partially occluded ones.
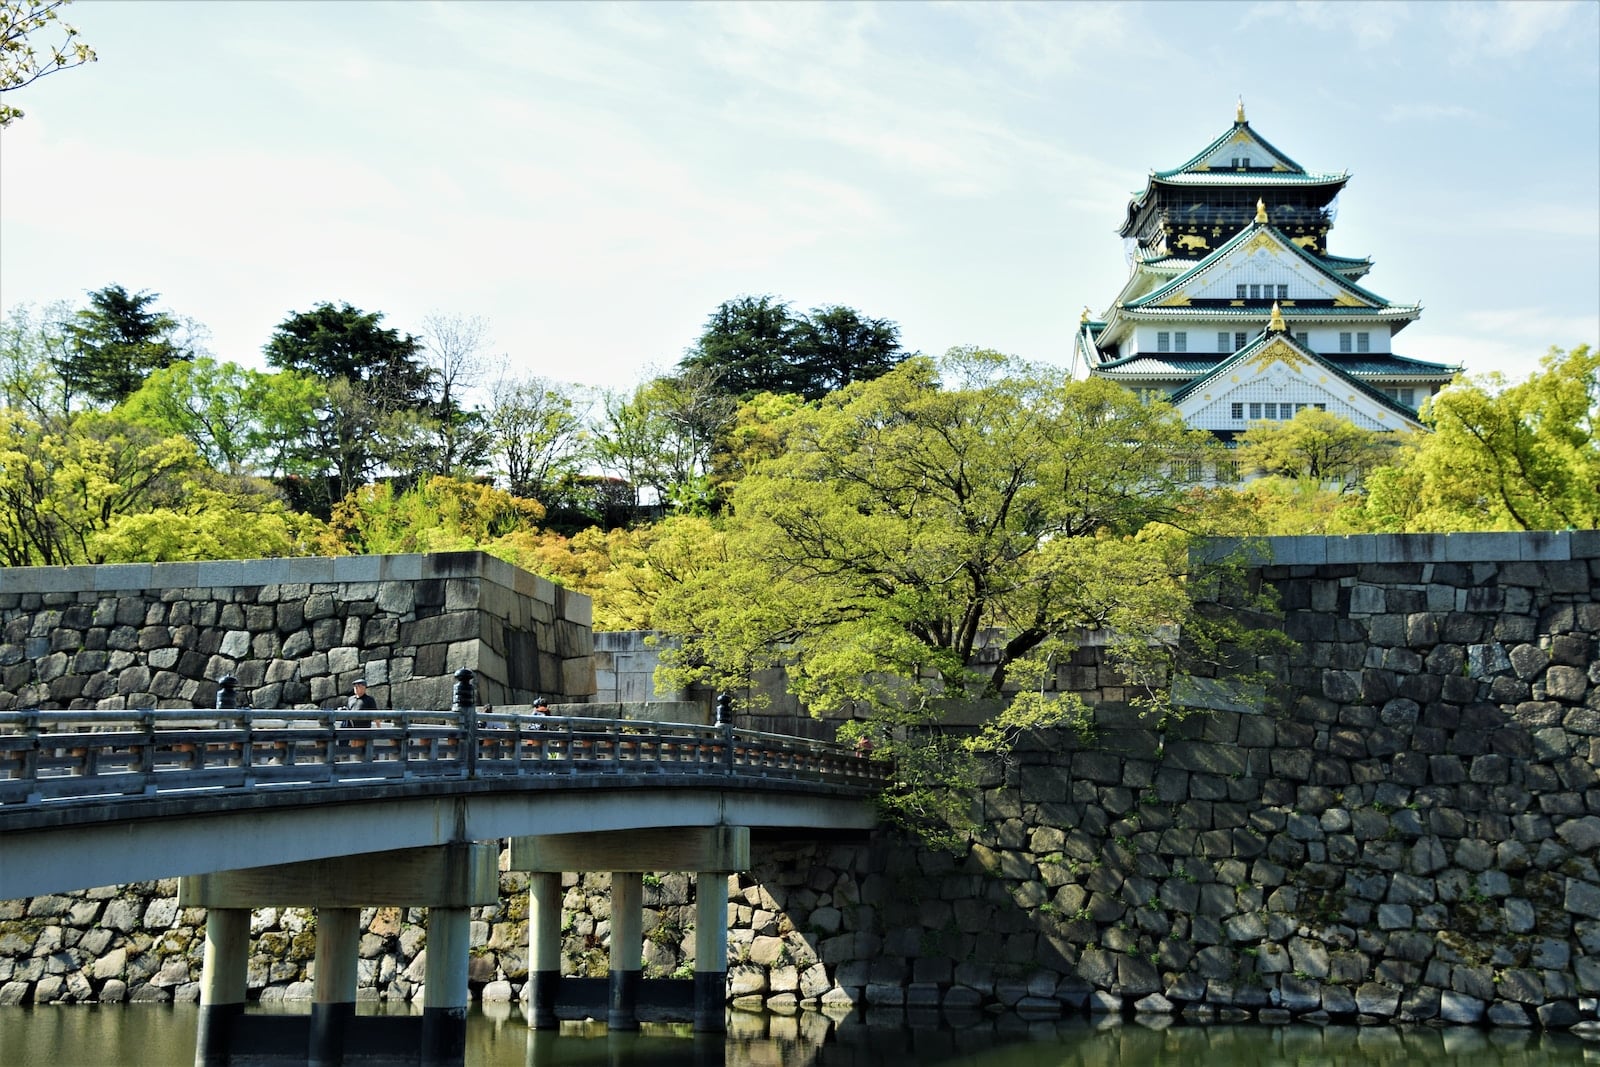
[1165,331,1424,422]
[1155,120,1309,178]
[1123,220,1408,313]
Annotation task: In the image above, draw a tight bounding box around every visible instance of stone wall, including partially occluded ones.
[0,552,595,713]
[2,532,1598,1029]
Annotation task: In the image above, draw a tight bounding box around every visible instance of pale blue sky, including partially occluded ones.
[1,1,1596,393]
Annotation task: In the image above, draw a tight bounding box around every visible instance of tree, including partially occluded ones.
[486,374,587,505]
[263,302,434,511]
[1361,345,1599,532]
[0,409,313,566]
[649,350,1273,839]
[117,357,323,478]
[789,304,904,400]
[0,0,96,127]
[1233,408,1399,490]
[64,285,194,406]
[319,476,544,557]
[678,295,905,401]
[0,300,74,417]
[653,349,1231,708]
[590,375,732,517]
[418,312,493,479]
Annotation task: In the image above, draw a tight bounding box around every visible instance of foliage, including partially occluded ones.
[678,294,905,401]
[0,408,312,566]
[591,373,733,517]
[116,358,324,478]
[486,374,587,509]
[1360,345,1599,531]
[91,484,324,562]
[1233,408,1398,489]
[318,475,545,556]
[0,300,74,417]
[0,0,95,126]
[512,517,727,632]
[1200,476,1368,536]
[263,302,435,511]
[64,285,195,407]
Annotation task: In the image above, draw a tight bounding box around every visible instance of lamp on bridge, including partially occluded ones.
[714,692,733,727]
[215,675,243,710]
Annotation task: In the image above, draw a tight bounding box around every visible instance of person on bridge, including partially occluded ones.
[340,678,379,730]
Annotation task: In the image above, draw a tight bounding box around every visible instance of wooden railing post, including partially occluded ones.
[453,668,477,779]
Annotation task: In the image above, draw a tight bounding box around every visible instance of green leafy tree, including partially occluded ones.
[678,295,905,401]
[590,373,732,517]
[1361,345,1599,531]
[487,375,587,505]
[651,350,1270,838]
[0,300,74,417]
[319,475,544,556]
[1,0,96,126]
[1233,408,1399,490]
[0,409,308,566]
[263,302,435,511]
[116,357,323,478]
[64,285,194,406]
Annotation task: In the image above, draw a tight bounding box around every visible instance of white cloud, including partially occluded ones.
[1445,0,1590,62]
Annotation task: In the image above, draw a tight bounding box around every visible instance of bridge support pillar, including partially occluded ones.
[607,871,643,1030]
[195,907,249,1067]
[309,906,360,1067]
[526,872,562,1029]
[693,873,728,1033]
[421,906,470,1066]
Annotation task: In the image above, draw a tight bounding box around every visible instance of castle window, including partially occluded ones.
[1315,403,1327,411]
[1357,332,1370,353]
[1263,403,1276,419]
[1218,332,1231,352]
[1157,332,1171,352]
[1236,285,1247,299]
[1339,332,1353,352]
[1231,402,1244,419]
[1277,285,1288,300]
[1235,332,1248,349]
[1216,459,1240,484]
[1249,284,1261,300]
[1295,332,1309,346]
[1174,331,1187,352]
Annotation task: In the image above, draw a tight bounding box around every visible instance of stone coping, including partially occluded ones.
[1195,530,1599,566]
[0,551,575,608]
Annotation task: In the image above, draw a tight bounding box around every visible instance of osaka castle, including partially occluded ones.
[1073,101,1457,442]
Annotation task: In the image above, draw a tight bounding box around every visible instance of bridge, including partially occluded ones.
[0,675,884,1065]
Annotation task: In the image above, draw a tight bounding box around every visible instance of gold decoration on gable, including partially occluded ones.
[1243,231,1277,254]
[1157,294,1192,307]
[1246,339,1309,374]
[1333,292,1371,308]
[1291,236,1317,249]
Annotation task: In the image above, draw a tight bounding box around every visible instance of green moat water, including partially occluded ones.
[0,1002,1594,1066]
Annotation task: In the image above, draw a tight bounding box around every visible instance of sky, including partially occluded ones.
[1,1,1597,396]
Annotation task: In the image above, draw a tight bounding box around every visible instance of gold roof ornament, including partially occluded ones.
[1081,306,1091,324]
[1236,96,1246,124]
[1269,301,1286,333]
[1255,198,1268,224]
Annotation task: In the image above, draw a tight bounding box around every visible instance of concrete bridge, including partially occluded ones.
[0,675,883,1065]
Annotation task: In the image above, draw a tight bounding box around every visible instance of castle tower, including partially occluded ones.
[1074,102,1458,442]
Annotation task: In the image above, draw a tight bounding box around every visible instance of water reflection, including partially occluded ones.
[0,1002,1592,1067]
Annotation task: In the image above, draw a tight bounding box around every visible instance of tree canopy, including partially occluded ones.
[64,285,193,407]
[677,295,905,401]
[652,348,1232,711]
[1361,345,1599,532]
[1233,407,1398,490]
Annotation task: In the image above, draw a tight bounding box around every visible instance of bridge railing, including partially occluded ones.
[0,709,887,809]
